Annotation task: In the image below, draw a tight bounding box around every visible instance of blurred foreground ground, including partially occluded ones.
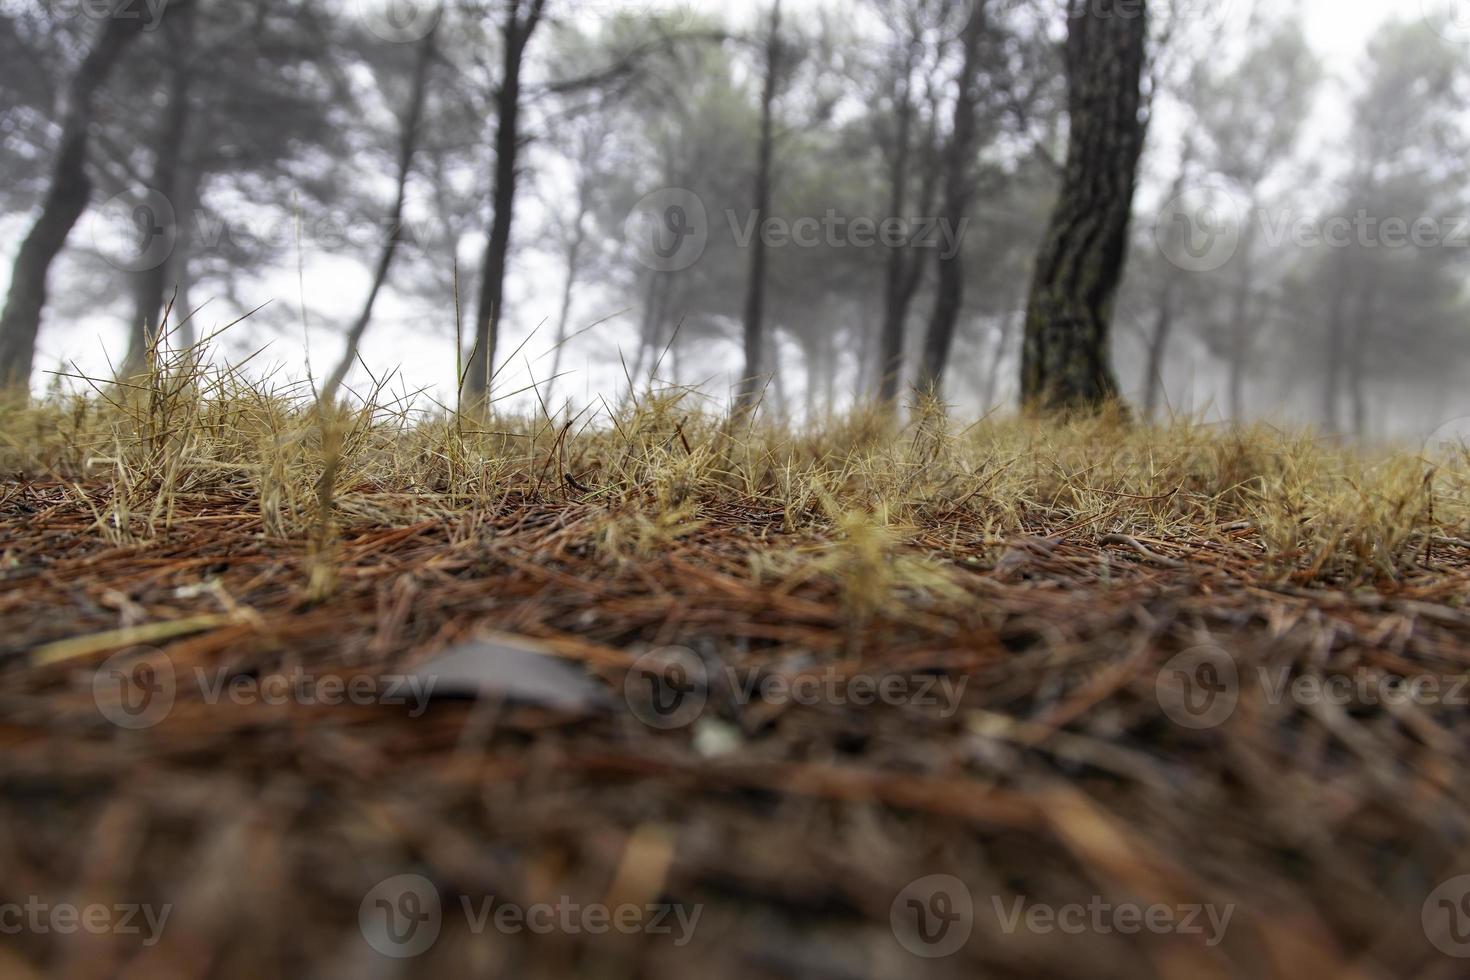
[2,393,1470,978]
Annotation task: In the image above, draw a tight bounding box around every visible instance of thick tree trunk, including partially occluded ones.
[465,0,546,407]
[1020,0,1148,415]
[0,6,153,390]
[916,1,988,395]
[735,0,782,414]
[322,25,436,405]
[125,3,198,378]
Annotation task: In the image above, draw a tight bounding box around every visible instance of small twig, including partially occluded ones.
[1099,534,1187,569]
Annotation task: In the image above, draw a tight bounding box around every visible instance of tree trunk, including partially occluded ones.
[1321,261,1348,435]
[1143,295,1175,420]
[982,307,1022,410]
[1020,0,1148,415]
[171,154,203,350]
[1223,221,1256,422]
[735,0,782,414]
[1348,281,1376,439]
[634,271,671,387]
[1143,145,1193,419]
[877,25,919,405]
[916,0,988,395]
[465,0,546,407]
[322,24,436,405]
[0,5,154,390]
[545,188,589,407]
[125,2,198,378]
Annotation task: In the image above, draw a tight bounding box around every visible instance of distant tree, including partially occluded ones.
[465,0,549,407]
[0,0,163,390]
[1190,15,1320,420]
[122,1,198,376]
[915,0,988,394]
[1310,19,1468,435]
[866,0,944,404]
[735,0,788,412]
[323,20,440,404]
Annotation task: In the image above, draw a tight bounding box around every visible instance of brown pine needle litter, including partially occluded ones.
[1,354,1470,979]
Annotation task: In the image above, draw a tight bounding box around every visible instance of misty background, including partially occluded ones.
[3,0,1469,440]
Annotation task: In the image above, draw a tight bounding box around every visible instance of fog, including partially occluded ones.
[2,0,1468,440]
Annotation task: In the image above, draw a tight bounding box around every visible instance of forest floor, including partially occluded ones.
[2,363,1470,979]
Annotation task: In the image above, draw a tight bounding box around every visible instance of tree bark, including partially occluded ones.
[735,0,783,414]
[0,4,155,390]
[877,19,920,404]
[1347,281,1376,439]
[1224,220,1256,422]
[1143,143,1193,419]
[1321,259,1348,435]
[1020,0,1148,415]
[982,307,1022,410]
[124,2,198,378]
[465,0,547,407]
[322,24,437,405]
[916,0,988,395]
[171,153,203,350]
[545,176,591,407]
